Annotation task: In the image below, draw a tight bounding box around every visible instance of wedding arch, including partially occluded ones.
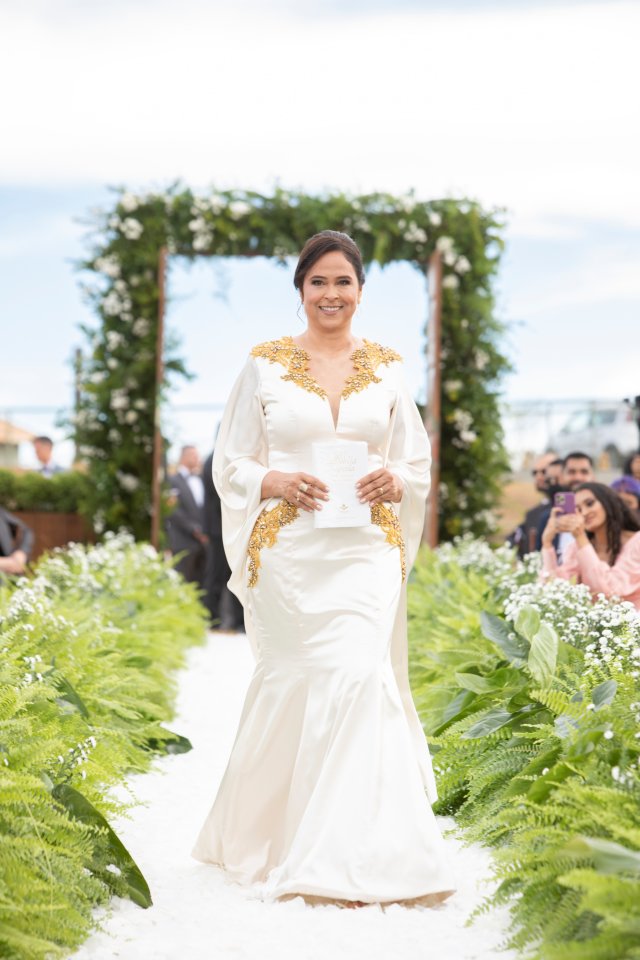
[74,186,510,544]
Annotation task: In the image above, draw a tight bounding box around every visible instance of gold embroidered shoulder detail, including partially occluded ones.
[342,340,402,399]
[247,499,300,587]
[251,337,326,399]
[371,502,406,581]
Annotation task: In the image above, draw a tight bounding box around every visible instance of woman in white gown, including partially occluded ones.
[192,231,455,905]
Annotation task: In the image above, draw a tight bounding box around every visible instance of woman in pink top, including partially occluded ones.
[541,482,640,609]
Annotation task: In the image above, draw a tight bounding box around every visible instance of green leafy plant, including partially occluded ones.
[0,470,91,514]
[0,532,208,960]
[408,538,640,959]
[74,186,510,541]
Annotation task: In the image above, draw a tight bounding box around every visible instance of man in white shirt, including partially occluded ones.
[33,436,64,478]
[165,445,209,588]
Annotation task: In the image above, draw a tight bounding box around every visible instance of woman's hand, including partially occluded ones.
[356,469,403,506]
[0,550,27,575]
[541,507,560,548]
[560,511,587,543]
[542,507,588,548]
[261,470,329,513]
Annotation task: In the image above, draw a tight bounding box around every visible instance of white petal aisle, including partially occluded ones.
[70,632,517,960]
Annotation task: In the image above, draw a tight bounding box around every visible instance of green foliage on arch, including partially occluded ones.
[74,186,510,540]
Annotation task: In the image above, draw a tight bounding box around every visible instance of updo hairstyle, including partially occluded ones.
[293,231,365,293]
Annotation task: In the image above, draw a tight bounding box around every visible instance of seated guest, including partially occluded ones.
[507,451,558,558]
[611,476,640,518]
[0,507,34,575]
[33,436,64,478]
[623,452,640,482]
[541,481,640,609]
[536,451,595,558]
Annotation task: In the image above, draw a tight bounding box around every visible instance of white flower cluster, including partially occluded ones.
[188,213,214,252]
[116,471,140,493]
[502,575,640,674]
[21,652,44,685]
[121,217,144,240]
[403,221,427,245]
[94,255,121,278]
[58,735,98,780]
[436,533,518,583]
[451,408,478,448]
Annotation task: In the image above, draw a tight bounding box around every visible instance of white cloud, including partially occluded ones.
[1,1,639,230]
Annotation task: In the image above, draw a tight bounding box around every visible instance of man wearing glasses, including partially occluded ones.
[507,452,558,558]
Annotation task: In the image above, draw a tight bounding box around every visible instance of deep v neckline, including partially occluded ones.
[292,339,362,431]
[250,336,403,431]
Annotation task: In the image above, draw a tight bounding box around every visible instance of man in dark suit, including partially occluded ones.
[202,447,244,631]
[165,445,208,589]
[0,507,34,575]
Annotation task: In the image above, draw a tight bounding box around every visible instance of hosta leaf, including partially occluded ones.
[145,731,192,754]
[592,679,617,710]
[514,605,541,643]
[461,708,514,739]
[480,611,529,663]
[528,622,558,687]
[52,783,153,908]
[564,836,640,876]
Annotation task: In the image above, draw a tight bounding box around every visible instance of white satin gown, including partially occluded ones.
[191,336,455,904]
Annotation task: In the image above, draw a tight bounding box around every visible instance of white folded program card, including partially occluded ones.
[311,440,371,528]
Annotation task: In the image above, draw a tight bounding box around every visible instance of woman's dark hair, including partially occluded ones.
[576,481,640,563]
[293,231,365,292]
[623,451,640,474]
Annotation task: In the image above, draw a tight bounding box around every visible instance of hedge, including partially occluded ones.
[0,470,91,515]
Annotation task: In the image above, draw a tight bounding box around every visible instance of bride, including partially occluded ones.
[191,230,455,905]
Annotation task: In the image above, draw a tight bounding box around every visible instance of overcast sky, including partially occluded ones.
[2,0,639,465]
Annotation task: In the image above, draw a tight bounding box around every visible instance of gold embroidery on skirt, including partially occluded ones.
[247,499,300,587]
[370,503,406,581]
[251,336,402,400]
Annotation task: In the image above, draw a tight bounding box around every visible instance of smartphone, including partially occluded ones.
[553,491,576,514]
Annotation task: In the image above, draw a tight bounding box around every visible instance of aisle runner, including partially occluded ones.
[71,632,517,960]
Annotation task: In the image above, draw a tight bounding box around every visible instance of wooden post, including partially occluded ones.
[423,250,443,548]
[150,246,168,549]
[73,347,82,464]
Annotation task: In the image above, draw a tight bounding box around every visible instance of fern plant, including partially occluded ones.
[0,533,208,960]
[408,538,640,960]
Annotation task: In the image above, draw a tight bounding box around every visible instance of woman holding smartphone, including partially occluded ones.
[541,481,640,609]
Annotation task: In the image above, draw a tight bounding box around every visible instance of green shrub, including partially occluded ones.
[0,533,208,959]
[409,538,640,959]
[0,470,92,515]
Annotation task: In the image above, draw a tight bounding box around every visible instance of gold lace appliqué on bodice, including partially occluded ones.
[247,499,299,587]
[371,503,406,581]
[251,336,401,400]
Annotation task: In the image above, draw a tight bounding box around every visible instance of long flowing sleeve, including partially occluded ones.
[541,542,580,581]
[386,367,432,571]
[385,366,438,803]
[575,533,640,603]
[212,356,270,611]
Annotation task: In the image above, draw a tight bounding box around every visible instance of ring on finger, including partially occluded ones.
[299,481,309,493]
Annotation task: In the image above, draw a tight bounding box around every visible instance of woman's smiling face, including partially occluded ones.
[576,489,607,532]
[301,251,361,332]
